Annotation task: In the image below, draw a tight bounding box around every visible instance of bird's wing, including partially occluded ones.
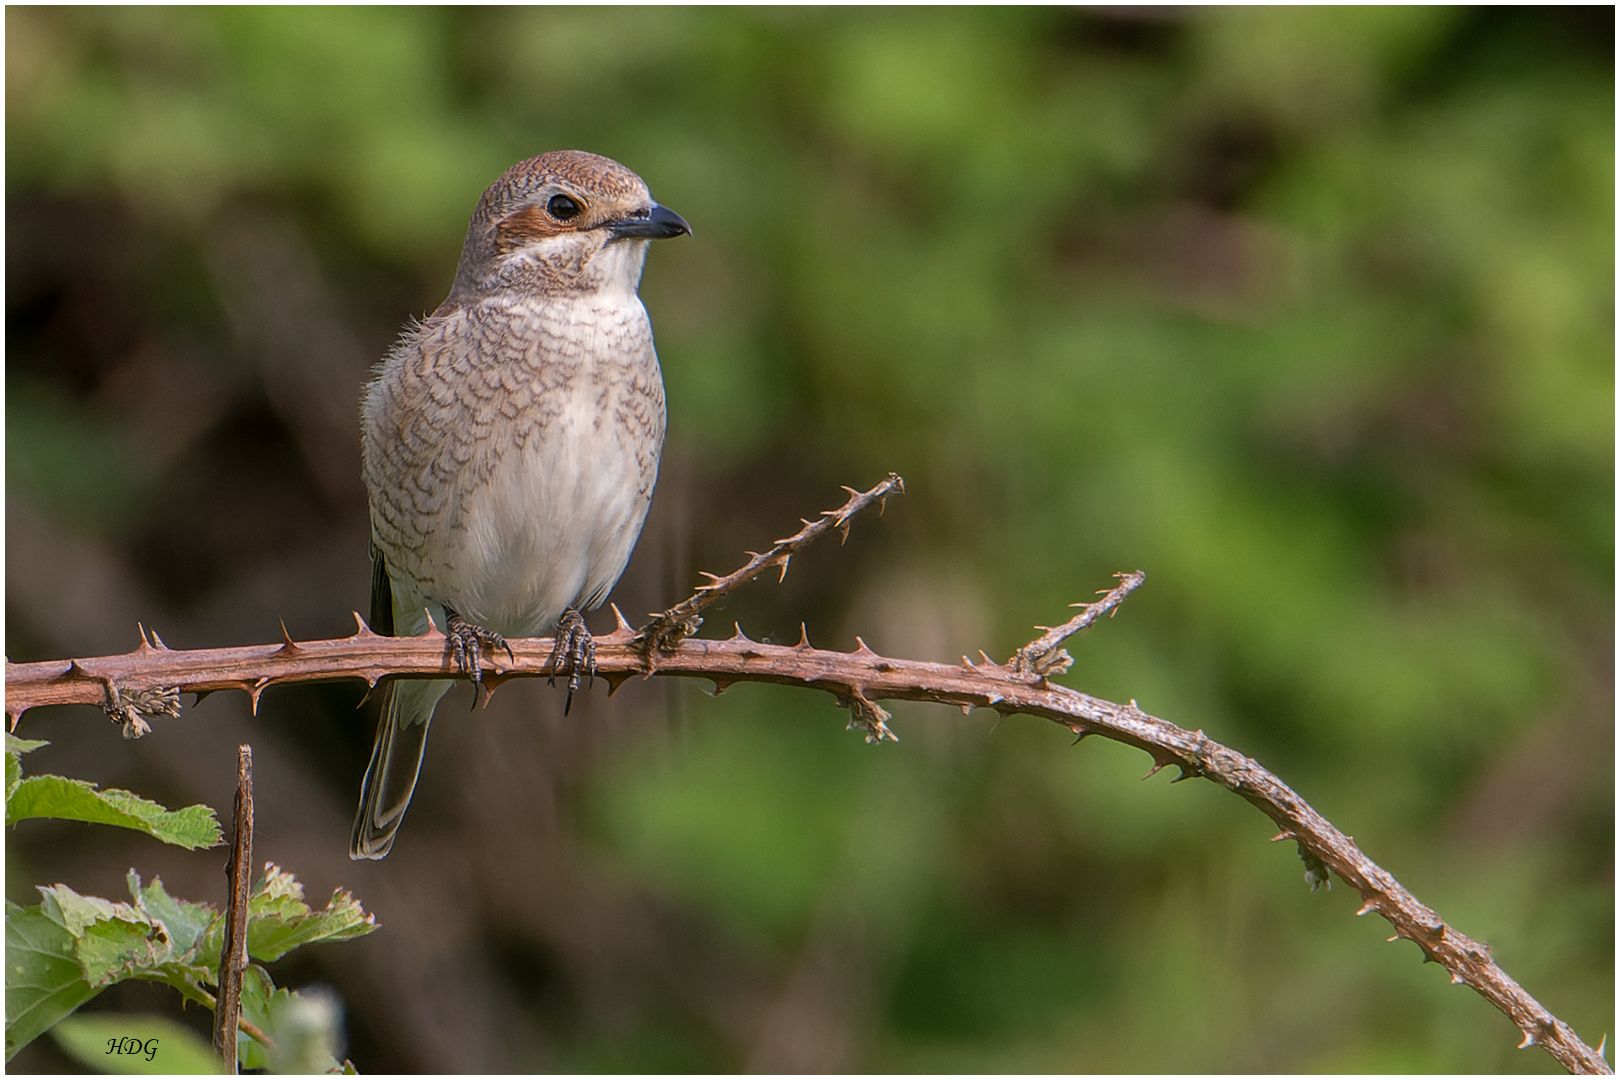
[369,542,395,637]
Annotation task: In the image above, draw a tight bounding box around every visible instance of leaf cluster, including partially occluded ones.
[3,735,375,1070]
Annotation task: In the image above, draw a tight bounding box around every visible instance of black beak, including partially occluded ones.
[608,203,692,240]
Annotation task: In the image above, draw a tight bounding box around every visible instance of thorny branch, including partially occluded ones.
[3,478,1608,1075]
[632,472,904,657]
[1012,570,1145,676]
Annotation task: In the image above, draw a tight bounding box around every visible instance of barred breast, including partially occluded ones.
[361,293,665,638]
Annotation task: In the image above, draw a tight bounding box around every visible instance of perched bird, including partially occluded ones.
[351,151,689,860]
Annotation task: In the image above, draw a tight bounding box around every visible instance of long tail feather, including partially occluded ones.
[350,677,453,859]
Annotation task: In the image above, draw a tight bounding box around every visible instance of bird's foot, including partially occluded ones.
[547,607,596,714]
[444,608,515,686]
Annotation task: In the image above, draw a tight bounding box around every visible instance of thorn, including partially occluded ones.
[959,703,973,715]
[247,678,271,716]
[840,485,861,499]
[978,650,994,666]
[853,636,875,656]
[777,554,791,582]
[603,672,631,697]
[728,623,752,643]
[1071,728,1090,745]
[1143,760,1168,780]
[193,690,215,706]
[1356,897,1377,916]
[985,691,1004,706]
[1450,971,1465,985]
[1597,1033,1607,1059]
[1387,933,1401,943]
[961,655,975,668]
[796,623,811,650]
[351,612,375,637]
[1518,1029,1537,1050]
[277,620,301,654]
[743,550,760,559]
[483,672,514,701]
[699,571,724,585]
[422,609,443,636]
[610,604,635,635]
[709,678,733,696]
[1170,765,1196,783]
[148,627,169,650]
[1270,831,1294,843]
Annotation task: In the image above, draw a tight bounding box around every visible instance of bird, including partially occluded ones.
[350,150,689,860]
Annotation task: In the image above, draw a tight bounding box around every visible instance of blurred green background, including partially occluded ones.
[5,6,1611,1073]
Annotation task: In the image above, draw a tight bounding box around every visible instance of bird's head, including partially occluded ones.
[445,150,690,306]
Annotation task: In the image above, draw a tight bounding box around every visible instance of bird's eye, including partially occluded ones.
[547,194,582,221]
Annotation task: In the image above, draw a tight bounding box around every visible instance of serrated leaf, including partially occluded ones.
[198,864,377,965]
[5,734,48,805]
[50,1012,224,1074]
[27,883,213,1005]
[248,887,377,963]
[37,883,138,938]
[127,872,218,961]
[5,733,49,756]
[7,870,369,1064]
[4,900,97,1062]
[74,915,175,990]
[7,775,221,849]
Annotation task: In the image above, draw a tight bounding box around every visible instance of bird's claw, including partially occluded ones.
[547,607,596,714]
[445,609,513,685]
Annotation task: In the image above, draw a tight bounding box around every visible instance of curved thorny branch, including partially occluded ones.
[3,476,1608,1074]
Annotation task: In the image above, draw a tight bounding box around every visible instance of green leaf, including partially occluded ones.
[236,965,277,1072]
[237,968,345,1074]
[5,734,48,804]
[127,872,217,961]
[71,918,171,991]
[198,864,377,965]
[5,733,50,756]
[50,1013,224,1074]
[6,869,371,1063]
[7,775,221,850]
[4,900,98,1062]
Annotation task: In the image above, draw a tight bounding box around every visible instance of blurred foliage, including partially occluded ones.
[5,6,1611,1073]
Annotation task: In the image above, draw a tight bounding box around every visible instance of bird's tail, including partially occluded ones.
[350,677,453,860]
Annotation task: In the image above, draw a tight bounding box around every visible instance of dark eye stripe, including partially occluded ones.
[547,194,582,221]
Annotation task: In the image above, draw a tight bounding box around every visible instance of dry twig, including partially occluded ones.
[214,745,253,1074]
